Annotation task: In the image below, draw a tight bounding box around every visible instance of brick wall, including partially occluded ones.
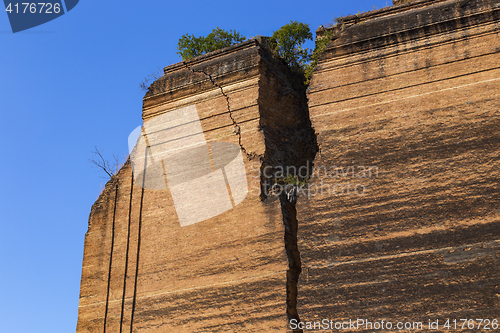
[302,0,500,327]
[77,39,316,333]
[77,0,500,331]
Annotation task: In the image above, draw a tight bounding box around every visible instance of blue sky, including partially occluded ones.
[0,1,391,332]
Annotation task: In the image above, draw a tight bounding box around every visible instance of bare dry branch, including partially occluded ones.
[140,66,164,91]
[89,146,122,179]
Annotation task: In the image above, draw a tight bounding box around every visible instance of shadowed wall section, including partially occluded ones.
[77,0,500,331]
[77,39,316,333]
[301,0,500,326]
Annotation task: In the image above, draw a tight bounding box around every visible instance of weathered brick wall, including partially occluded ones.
[301,0,500,328]
[77,39,317,333]
[77,0,500,332]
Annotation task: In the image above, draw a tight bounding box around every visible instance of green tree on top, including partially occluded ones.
[269,21,313,72]
[176,22,332,85]
[177,27,245,60]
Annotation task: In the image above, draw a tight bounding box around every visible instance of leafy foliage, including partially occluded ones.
[269,21,313,72]
[176,22,333,86]
[177,27,246,60]
[268,21,333,85]
[277,174,309,187]
[304,29,334,85]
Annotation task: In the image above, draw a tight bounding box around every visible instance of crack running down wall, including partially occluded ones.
[77,0,500,331]
[77,38,317,333]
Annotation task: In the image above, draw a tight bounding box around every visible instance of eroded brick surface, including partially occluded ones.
[301,0,500,327]
[77,40,313,333]
[77,1,500,331]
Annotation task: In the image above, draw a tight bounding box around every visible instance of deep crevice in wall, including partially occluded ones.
[264,105,317,332]
[182,53,318,327]
[256,45,319,331]
[279,191,303,330]
[178,47,318,330]
[103,182,119,333]
[129,149,147,333]
[119,174,134,333]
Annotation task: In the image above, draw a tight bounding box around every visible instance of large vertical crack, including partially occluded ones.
[103,182,119,333]
[129,147,147,333]
[178,47,318,331]
[256,42,318,331]
[119,173,134,333]
[254,54,317,333]
[279,191,303,331]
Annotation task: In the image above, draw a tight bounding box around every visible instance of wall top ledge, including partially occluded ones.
[163,38,270,76]
[317,0,500,37]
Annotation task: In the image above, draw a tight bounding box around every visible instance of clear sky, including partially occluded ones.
[1,1,391,332]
